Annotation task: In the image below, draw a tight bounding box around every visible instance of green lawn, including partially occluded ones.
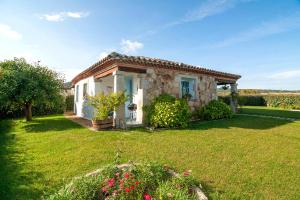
[1,115,300,200]
[239,106,300,119]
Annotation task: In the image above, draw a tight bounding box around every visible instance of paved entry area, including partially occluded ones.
[64,112,94,130]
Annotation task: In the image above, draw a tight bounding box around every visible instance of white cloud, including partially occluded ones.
[213,14,300,47]
[42,14,64,22]
[120,39,144,53]
[0,24,22,40]
[268,70,300,80]
[66,12,87,18]
[40,11,89,22]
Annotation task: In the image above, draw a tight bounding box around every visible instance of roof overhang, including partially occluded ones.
[72,53,241,85]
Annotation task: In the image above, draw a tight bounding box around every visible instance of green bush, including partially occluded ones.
[218,96,231,105]
[194,100,233,120]
[143,94,191,128]
[65,95,74,111]
[238,96,266,106]
[86,92,127,120]
[218,95,266,106]
[46,161,199,200]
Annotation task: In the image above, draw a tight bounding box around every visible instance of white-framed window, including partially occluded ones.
[75,85,79,102]
[180,77,196,99]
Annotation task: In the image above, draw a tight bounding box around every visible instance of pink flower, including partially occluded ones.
[115,172,120,177]
[125,187,130,193]
[144,194,152,200]
[124,172,130,179]
[102,187,107,193]
[112,190,118,197]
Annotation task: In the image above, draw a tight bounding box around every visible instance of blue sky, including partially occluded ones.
[1,0,300,90]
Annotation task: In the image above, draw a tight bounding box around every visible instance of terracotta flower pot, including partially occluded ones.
[91,118,113,130]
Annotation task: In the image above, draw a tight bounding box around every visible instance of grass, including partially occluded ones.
[239,106,300,119]
[1,114,300,200]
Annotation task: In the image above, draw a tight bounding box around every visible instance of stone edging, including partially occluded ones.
[86,163,208,200]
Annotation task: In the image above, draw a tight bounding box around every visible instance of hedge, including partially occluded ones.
[218,95,300,109]
[0,96,65,119]
[66,95,74,111]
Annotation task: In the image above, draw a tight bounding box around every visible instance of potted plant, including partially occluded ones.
[182,93,192,101]
[86,92,127,130]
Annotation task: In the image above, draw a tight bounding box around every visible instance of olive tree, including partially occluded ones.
[0,58,64,121]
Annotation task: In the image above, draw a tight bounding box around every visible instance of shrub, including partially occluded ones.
[218,95,266,106]
[143,94,191,128]
[195,100,233,120]
[46,162,200,200]
[86,92,127,120]
[238,95,266,106]
[65,95,74,111]
[218,96,231,105]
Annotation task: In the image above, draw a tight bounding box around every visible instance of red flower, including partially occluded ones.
[130,185,135,190]
[144,194,152,200]
[108,178,115,187]
[124,172,130,179]
[125,187,130,193]
[183,170,190,177]
[135,181,139,185]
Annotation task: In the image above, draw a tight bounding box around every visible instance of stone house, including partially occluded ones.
[72,52,241,127]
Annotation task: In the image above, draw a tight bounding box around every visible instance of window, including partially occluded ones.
[75,85,79,102]
[83,83,88,98]
[180,77,196,99]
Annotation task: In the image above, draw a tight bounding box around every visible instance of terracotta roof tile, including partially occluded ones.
[72,52,241,84]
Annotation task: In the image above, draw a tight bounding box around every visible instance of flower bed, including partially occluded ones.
[46,162,207,200]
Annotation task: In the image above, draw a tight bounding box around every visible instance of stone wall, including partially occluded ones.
[142,67,217,109]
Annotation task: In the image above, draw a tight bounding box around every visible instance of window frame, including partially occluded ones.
[180,77,197,100]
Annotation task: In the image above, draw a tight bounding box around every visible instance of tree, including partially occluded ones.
[0,58,64,121]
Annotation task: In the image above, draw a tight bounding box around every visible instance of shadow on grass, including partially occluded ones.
[239,106,300,119]
[23,116,83,133]
[187,115,293,131]
[130,115,293,133]
[200,181,225,200]
[0,120,45,199]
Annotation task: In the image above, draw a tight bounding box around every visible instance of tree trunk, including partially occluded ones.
[25,103,32,121]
